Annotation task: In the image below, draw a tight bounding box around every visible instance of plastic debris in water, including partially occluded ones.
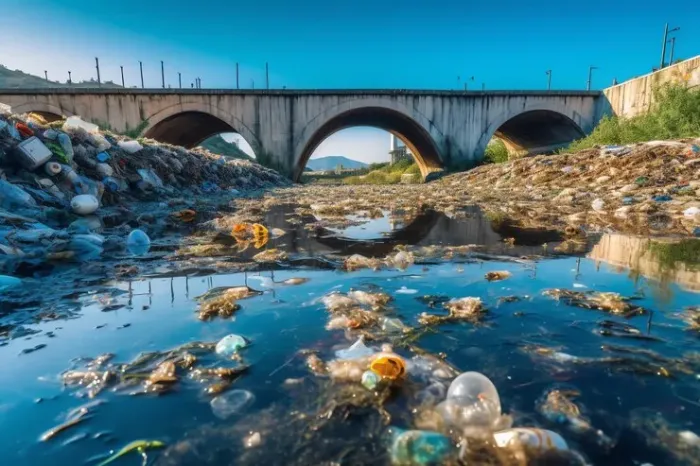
[335,337,374,360]
[395,286,418,295]
[361,370,380,390]
[485,271,512,281]
[391,250,415,270]
[95,440,166,466]
[210,390,255,419]
[126,229,151,256]
[244,431,262,448]
[436,371,503,429]
[389,428,455,466]
[493,428,569,452]
[381,317,406,334]
[683,206,700,219]
[370,354,406,381]
[215,334,248,357]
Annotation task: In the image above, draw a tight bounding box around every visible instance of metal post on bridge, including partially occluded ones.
[545,69,552,91]
[68,71,72,85]
[660,24,680,68]
[178,72,182,89]
[266,62,269,89]
[139,61,144,89]
[120,66,125,87]
[586,66,598,91]
[161,61,165,89]
[236,63,239,89]
[95,57,101,86]
[668,37,676,65]
[44,70,48,81]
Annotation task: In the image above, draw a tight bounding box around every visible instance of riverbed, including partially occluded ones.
[1,197,699,466]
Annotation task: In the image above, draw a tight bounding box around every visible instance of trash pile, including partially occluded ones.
[231,138,700,237]
[444,140,700,236]
[0,110,288,275]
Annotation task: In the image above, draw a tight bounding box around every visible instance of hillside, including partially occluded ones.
[199,134,252,160]
[0,65,122,89]
[306,156,368,171]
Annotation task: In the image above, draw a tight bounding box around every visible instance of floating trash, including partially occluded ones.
[210,390,255,420]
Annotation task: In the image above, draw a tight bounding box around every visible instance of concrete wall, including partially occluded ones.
[604,55,700,118]
[0,89,602,178]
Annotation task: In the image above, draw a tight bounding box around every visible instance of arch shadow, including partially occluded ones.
[478,105,587,158]
[143,103,262,156]
[9,102,70,122]
[294,106,443,182]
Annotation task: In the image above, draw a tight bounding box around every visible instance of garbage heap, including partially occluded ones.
[438,140,700,236]
[0,110,288,274]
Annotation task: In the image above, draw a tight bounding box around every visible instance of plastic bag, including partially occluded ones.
[57,133,74,163]
[63,116,99,133]
[118,140,143,154]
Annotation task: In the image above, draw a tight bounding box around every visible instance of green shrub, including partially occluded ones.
[403,163,422,175]
[483,138,509,164]
[566,83,700,152]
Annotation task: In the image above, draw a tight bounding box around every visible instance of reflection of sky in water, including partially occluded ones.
[325,211,406,240]
[1,253,699,464]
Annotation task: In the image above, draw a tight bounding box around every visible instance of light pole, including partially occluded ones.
[120,66,125,87]
[668,36,677,65]
[586,66,598,90]
[95,57,101,86]
[178,72,182,89]
[236,63,239,89]
[68,71,72,85]
[139,61,144,88]
[546,70,552,90]
[161,61,165,89]
[660,24,680,68]
[44,70,48,81]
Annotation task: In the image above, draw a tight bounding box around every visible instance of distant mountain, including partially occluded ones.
[0,65,123,89]
[306,156,367,171]
[199,134,252,160]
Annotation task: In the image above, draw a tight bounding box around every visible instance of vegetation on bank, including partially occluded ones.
[483,138,509,164]
[566,83,700,152]
[343,159,422,185]
[301,158,422,185]
[199,134,253,160]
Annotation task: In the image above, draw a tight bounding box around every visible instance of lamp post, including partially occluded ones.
[545,70,552,90]
[587,66,598,90]
[139,61,144,88]
[668,37,677,65]
[660,24,680,68]
[120,66,125,87]
[68,71,72,85]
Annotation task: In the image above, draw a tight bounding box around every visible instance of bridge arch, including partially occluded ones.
[477,103,587,158]
[8,102,70,122]
[142,103,262,155]
[294,99,444,181]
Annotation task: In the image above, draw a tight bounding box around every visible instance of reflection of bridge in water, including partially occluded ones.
[259,205,569,260]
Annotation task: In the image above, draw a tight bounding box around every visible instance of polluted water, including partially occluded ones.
[1,197,700,466]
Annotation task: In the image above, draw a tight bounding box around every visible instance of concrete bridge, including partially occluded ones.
[0,88,605,179]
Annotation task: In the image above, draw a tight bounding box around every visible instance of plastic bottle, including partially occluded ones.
[57,133,74,163]
[44,162,62,176]
[447,371,501,412]
[70,194,99,215]
[389,428,455,465]
[361,370,380,390]
[493,428,569,452]
[102,177,120,193]
[126,229,151,256]
[215,334,248,357]
[0,179,37,210]
[96,163,114,177]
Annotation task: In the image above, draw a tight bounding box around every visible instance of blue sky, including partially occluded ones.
[2,0,697,163]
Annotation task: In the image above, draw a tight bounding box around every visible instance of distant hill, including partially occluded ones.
[199,134,252,160]
[306,156,367,171]
[0,65,123,89]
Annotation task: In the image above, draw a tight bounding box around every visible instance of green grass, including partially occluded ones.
[648,239,700,269]
[566,83,700,152]
[341,160,422,185]
[483,138,509,164]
